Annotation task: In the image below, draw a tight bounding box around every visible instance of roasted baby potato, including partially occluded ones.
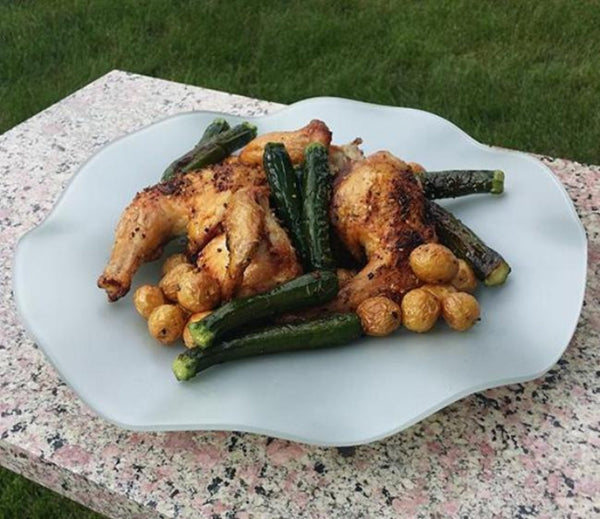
[159,263,194,301]
[357,296,402,336]
[420,283,457,303]
[409,243,459,284]
[148,304,186,344]
[176,270,221,313]
[401,288,441,333]
[162,253,189,276]
[183,311,212,348]
[451,259,478,293]
[133,284,165,319]
[441,292,480,331]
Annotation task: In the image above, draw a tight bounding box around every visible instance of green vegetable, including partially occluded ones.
[188,270,339,349]
[161,121,256,180]
[174,313,362,381]
[263,143,309,268]
[294,164,304,188]
[200,118,231,140]
[161,118,230,180]
[420,170,505,199]
[302,143,335,271]
[427,201,511,285]
[182,122,257,173]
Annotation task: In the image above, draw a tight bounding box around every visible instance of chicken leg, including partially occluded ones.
[97,159,265,301]
[328,151,436,310]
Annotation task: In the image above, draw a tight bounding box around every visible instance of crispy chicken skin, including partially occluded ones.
[239,119,332,166]
[198,204,302,298]
[97,159,266,301]
[98,122,328,301]
[221,187,266,299]
[328,151,436,310]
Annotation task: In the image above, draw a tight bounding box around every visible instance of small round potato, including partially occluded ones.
[401,288,441,333]
[159,263,194,301]
[336,268,356,288]
[182,311,212,349]
[451,259,478,293]
[420,283,457,303]
[176,270,221,313]
[409,243,459,284]
[357,296,402,336]
[441,292,480,331]
[133,285,165,319]
[162,253,189,276]
[148,304,186,345]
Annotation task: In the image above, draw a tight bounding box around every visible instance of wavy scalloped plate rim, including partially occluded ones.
[13,97,587,446]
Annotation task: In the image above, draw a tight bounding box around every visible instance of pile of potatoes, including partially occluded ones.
[356,243,480,336]
[132,254,215,347]
[135,243,479,345]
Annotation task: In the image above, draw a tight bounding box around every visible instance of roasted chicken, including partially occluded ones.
[239,119,331,166]
[98,121,329,301]
[97,158,264,301]
[328,151,436,311]
[98,119,435,314]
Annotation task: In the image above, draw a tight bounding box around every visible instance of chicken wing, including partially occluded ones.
[328,151,436,310]
[198,202,302,298]
[239,119,331,166]
[221,187,266,299]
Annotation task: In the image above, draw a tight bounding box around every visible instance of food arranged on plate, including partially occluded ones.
[97,118,510,380]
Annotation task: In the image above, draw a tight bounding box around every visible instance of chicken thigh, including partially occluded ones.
[328,151,436,310]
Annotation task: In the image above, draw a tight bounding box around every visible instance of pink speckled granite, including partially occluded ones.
[1,71,598,518]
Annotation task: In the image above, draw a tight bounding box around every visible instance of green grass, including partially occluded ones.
[0,0,598,516]
[0,467,104,519]
[1,0,600,162]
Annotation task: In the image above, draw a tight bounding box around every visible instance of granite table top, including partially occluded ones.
[0,70,598,519]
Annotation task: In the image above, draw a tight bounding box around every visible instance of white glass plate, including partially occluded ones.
[13,98,587,446]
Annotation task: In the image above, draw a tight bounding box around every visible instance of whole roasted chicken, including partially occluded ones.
[98,119,435,311]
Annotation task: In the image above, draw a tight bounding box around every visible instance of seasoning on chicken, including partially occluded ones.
[97,158,265,301]
[328,151,437,311]
[98,121,331,302]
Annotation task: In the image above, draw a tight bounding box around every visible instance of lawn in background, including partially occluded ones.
[0,0,598,517]
[2,0,599,162]
[0,467,104,519]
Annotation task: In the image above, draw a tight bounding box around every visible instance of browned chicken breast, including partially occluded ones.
[328,151,436,311]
